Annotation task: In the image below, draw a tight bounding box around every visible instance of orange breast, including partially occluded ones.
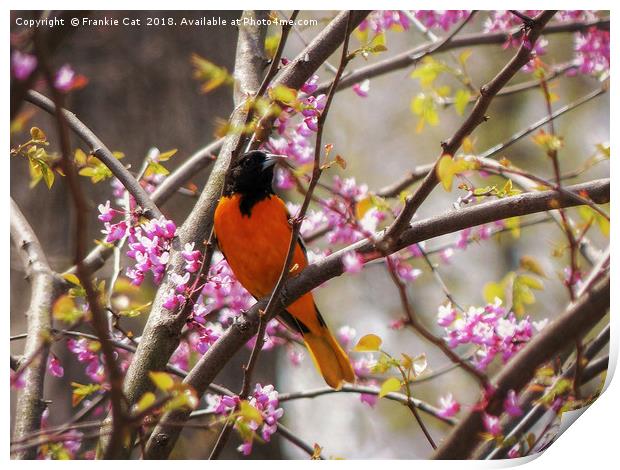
[214,195,316,327]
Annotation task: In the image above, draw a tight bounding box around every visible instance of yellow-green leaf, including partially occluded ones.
[53,295,84,324]
[134,392,156,413]
[149,371,175,391]
[379,377,401,398]
[353,334,382,352]
[436,154,455,191]
[239,400,263,424]
[269,85,298,105]
[71,382,101,407]
[520,256,546,277]
[157,149,177,162]
[454,89,471,115]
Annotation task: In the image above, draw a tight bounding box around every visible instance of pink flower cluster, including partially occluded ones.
[205,384,284,455]
[125,217,177,286]
[574,27,610,75]
[197,253,255,323]
[438,298,547,370]
[67,338,105,383]
[413,10,470,30]
[358,11,411,33]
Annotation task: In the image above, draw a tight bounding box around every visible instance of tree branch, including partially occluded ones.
[10,199,61,459]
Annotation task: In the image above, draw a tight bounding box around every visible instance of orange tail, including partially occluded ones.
[303,327,356,390]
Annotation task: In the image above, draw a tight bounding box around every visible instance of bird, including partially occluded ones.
[214,149,355,389]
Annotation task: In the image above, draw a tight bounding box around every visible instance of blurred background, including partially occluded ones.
[10,10,609,459]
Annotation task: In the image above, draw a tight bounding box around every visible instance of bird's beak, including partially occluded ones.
[261,153,289,171]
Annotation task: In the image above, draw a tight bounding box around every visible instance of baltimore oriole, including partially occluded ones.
[214,150,355,389]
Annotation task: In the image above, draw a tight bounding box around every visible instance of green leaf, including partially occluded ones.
[269,84,298,106]
[578,206,609,237]
[353,334,382,352]
[483,280,506,305]
[71,382,102,406]
[454,89,471,115]
[504,216,521,238]
[62,273,82,286]
[239,400,264,424]
[157,149,177,162]
[53,295,84,324]
[410,56,448,88]
[163,388,199,412]
[133,392,157,413]
[191,53,234,94]
[379,377,401,398]
[149,371,175,391]
[145,161,170,177]
[458,50,473,65]
[520,256,546,277]
[436,154,455,191]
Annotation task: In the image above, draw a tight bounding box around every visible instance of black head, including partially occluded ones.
[224,150,287,215]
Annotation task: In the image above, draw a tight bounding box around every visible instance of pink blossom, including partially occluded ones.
[300,74,319,94]
[503,389,523,417]
[440,298,546,370]
[358,11,411,33]
[48,354,64,378]
[437,394,461,418]
[182,242,202,273]
[102,220,128,243]
[162,289,185,310]
[352,79,370,97]
[54,64,87,92]
[414,10,470,31]
[360,393,378,407]
[342,251,364,274]
[440,247,454,263]
[11,370,25,389]
[575,27,610,74]
[97,200,116,222]
[11,50,37,80]
[482,413,502,437]
[288,348,304,366]
[437,303,457,326]
[337,325,357,348]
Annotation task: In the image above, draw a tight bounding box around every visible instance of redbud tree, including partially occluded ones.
[10,10,610,460]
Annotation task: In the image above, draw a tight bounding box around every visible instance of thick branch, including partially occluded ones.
[433,274,609,459]
[10,199,60,459]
